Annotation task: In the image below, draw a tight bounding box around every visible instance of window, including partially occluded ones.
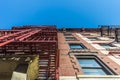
[100,44,115,48]
[87,37,99,41]
[64,33,72,36]
[82,33,91,36]
[77,56,116,75]
[69,43,86,49]
[65,37,76,41]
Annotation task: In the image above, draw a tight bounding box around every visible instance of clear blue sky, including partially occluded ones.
[0,0,120,29]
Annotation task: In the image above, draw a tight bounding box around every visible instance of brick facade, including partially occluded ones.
[58,31,120,80]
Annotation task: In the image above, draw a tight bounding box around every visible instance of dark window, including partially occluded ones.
[65,37,76,41]
[87,37,99,41]
[64,33,72,36]
[69,43,86,49]
[82,33,91,36]
[100,44,115,48]
[77,56,116,75]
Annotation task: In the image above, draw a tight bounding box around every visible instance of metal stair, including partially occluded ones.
[37,52,56,80]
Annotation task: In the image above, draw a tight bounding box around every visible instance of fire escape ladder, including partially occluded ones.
[0,26,59,80]
[38,51,49,80]
[49,50,56,79]
[38,49,57,80]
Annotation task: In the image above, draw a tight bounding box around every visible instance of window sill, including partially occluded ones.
[77,75,120,78]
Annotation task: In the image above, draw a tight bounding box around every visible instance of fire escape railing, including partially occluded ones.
[0,26,59,80]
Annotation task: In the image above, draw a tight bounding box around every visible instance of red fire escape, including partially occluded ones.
[0,26,59,80]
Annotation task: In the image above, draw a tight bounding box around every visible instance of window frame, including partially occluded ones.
[64,33,72,36]
[81,33,91,36]
[99,43,116,49]
[76,55,116,75]
[87,37,99,41]
[65,37,77,41]
[69,43,87,49]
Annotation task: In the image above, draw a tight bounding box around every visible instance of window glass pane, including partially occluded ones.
[100,44,113,48]
[88,37,98,41]
[66,37,76,41]
[89,38,97,40]
[83,69,106,75]
[77,56,115,75]
[70,44,83,49]
[64,34,72,36]
[78,59,101,67]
